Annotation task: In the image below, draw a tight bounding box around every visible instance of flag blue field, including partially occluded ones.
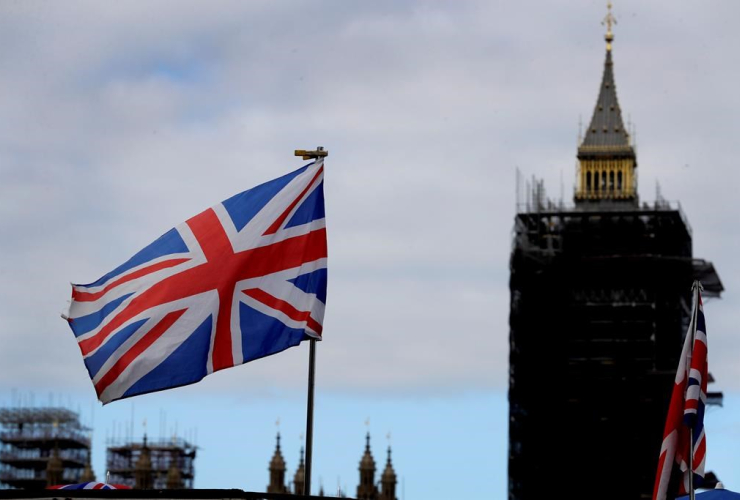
[66,160,328,404]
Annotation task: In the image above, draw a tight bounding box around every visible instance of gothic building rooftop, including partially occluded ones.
[381,447,396,483]
[266,431,397,499]
[266,433,289,494]
[358,433,375,472]
[270,433,286,471]
[293,447,306,495]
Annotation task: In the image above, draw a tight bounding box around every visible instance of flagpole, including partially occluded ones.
[305,338,316,496]
[688,280,701,500]
[295,147,328,497]
[689,423,694,500]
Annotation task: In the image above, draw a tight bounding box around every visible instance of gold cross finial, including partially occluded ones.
[295,147,328,160]
[602,2,616,51]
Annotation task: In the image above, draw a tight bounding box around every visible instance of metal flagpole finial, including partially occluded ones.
[295,147,329,160]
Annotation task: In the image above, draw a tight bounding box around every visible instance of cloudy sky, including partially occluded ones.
[1,1,740,498]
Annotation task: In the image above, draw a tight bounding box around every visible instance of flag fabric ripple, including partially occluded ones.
[66,160,328,404]
[653,286,708,500]
[48,483,131,490]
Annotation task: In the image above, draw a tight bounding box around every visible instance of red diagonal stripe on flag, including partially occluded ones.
[78,210,327,357]
[73,258,190,302]
[94,309,186,396]
[263,166,324,236]
[243,288,323,335]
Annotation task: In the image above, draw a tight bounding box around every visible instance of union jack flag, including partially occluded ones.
[653,283,708,500]
[66,160,327,404]
[48,483,131,490]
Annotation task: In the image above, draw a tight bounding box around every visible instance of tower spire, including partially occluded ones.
[293,446,306,495]
[166,447,183,489]
[380,446,397,500]
[357,432,378,500]
[134,434,153,489]
[81,432,96,483]
[46,440,63,487]
[575,2,637,205]
[267,432,288,494]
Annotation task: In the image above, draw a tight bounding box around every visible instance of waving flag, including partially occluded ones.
[48,483,131,490]
[66,160,327,404]
[653,283,708,500]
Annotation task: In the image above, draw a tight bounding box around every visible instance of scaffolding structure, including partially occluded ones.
[106,437,195,489]
[508,192,723,499]
[0,408,90,489]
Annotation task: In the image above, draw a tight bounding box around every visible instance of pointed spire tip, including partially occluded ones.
[602,1,616,51]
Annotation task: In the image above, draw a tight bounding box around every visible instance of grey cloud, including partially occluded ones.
[1,1,740,397]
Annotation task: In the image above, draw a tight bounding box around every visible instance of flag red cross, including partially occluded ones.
[78,208,327,394]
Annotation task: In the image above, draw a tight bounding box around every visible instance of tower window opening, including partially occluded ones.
[618,171,623,191]
[601,171,607,192]
[586,171,592,195]
[609,171,615,193]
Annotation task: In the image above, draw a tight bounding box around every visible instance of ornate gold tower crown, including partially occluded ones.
[575,2,637,204]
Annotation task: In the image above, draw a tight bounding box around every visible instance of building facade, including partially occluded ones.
[0,408,92,489]
[106,435,195,489]
[508,13,723,500]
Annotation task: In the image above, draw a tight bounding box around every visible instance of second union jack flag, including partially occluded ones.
[66,160,327,404]
[653,283,708,500]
